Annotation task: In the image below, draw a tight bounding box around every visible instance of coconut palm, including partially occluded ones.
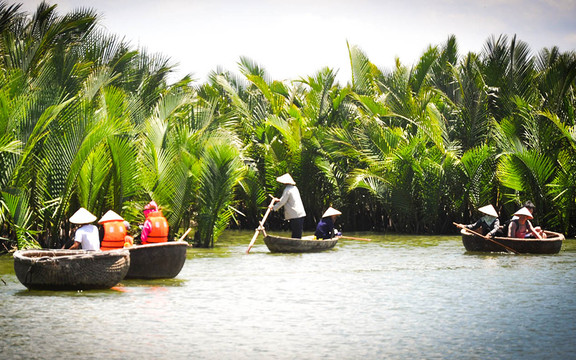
[540,106,576,235]
[480,34,537,122]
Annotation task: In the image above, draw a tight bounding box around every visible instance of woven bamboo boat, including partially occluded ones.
[124,241,187,279]
[263,235,338,253]
[461,229,564,254]
[13,249,130,290]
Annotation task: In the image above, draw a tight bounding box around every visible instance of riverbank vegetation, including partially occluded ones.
[1,2,575,250]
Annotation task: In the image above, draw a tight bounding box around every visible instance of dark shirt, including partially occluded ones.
[315,217,335,239]
[466,217,500,236]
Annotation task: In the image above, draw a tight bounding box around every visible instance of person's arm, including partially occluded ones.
[487,218,500,237]
[69,227,82,249]
[273,188,290,211]
[268,198,279,209]
[465,219,482,230]
[527,220,543,239]
[508,221,516,237]
[141,220,152,243]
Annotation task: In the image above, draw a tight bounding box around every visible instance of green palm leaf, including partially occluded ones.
[195,140,244,247]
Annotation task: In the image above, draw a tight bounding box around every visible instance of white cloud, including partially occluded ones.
[14,0,576,85]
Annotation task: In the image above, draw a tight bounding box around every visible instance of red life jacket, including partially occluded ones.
[100,220,127,251]
[144,211,169,243]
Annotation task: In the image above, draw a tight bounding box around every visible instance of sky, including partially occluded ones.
[14,0,576,85]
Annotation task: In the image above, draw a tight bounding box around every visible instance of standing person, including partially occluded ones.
[459,204,500,238]
[508,207,543,239]
[314,207,342,240]
[141,201,169,244]
[68,207,100,251]
[271,173,306,239]
[99,210,133,251]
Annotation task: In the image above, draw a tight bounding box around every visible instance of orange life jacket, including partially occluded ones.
[144,211,169,243]
[100,220,128,251]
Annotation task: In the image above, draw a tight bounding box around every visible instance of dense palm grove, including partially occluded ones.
[1,2,575,251]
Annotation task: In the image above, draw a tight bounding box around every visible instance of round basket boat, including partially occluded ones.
[124,241,188,279]
[461,229,564,254]
[263,235,338,253]
[13,249,130,290]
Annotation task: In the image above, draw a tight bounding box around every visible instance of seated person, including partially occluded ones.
[98,210,133,250]
[68,207,100,251]
[314,207,342,239]
[508,207,543,239]
[461,204,500,237]
[141,201,169,244]
[510,201,546,239]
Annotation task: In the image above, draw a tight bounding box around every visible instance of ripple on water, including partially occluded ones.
[1,233,575,359]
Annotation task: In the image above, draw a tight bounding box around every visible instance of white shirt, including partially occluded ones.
[273,185,306,220]
[74,224,100,251]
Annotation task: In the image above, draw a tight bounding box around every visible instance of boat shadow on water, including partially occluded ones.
[13,287,126,297]
[12,277,188,296]
[119,278,187,288]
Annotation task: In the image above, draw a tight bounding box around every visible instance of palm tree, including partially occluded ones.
[194,138,245,247]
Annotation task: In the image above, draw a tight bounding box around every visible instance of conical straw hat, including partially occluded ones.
[276,173,296,185]
[69,207,97,224]
[478,204,498,218]
[322,207,342,218]
[513,207,533,219]
[98,210,124,224]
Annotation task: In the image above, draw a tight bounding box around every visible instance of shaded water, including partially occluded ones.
[1,231,575,360]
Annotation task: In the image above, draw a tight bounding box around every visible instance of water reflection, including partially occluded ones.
[1,231,575,360]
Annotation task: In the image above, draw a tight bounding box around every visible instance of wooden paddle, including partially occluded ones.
[453,222,519,254]
[177,228,192,242]
[246,197,277,254]
[339,235,371,241]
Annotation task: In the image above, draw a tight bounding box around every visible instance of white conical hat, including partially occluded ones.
[322,207,342,218]
[478,204,498,217]
[513,207,533,219]
[98,210,124,224]
[69,207,97,224]
[276,173,296,185]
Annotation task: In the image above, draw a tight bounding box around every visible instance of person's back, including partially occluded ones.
[75,224,100,251]
[100,220,128,250]
[143,210,169,244]
[68,207,99,250]
[99,210,128,250]
[274,185,306,220]
[314,207,342,240]
[315,216,334,239]
[271,174,306,239]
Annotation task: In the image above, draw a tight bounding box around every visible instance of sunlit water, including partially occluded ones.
[1,231,575,360]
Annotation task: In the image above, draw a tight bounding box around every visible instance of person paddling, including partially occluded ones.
[457,204,500,238]
[271,173,306,239]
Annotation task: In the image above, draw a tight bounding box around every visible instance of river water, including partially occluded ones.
[1,231,575,360]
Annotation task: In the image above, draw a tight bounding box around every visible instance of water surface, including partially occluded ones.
[1,232,575,359]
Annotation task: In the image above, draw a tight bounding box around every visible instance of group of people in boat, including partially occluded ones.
[458,201,546,239]
[270,173,342,240]
[67,200,169,251]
